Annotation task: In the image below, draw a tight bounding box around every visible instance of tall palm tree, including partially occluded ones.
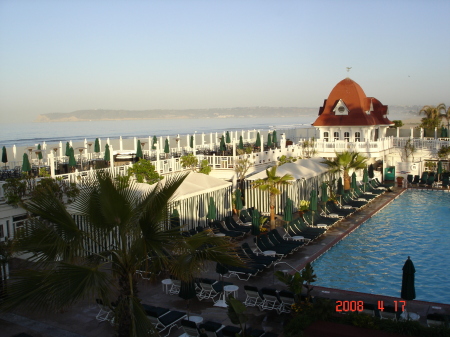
[322,151,368,191]
[2,172,241,337]
[419,105,441,129]
[437,103,450,131]
[252,166,293,230]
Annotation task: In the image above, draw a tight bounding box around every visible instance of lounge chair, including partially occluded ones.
[225,216,251,234]
[199,321,224,337]
[256,235,293,256]
[379,305,400,320]
[419,172,429,187]
[278,290,295,313]
[243,285,264,307]
[225,264,260,281]
[412,175,420,186]
[146,308,187,337]
[95,299,113,323]
[260,288,282,312]
[181,319,201,337]
[210,220,244,238]
[326,201,354,217]
[407,174,413,187]
[239,209,253,223]
[268,229,303,251]
[241,243,278,266]
[197,280,221,301]
[221,326,242,337]
[168,279,181,295]
[426,175,435,189]
[426,313,447,327]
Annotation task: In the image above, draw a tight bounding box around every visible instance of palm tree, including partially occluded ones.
[2,171,241,337]
[437,103,450,131]
[252,166,293,230]
[322,151,368,191]
[419,105,442,129]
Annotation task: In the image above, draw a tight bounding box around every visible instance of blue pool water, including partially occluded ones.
[312,190,450,304]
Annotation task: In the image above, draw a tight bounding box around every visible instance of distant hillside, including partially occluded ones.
[34,107,317,122]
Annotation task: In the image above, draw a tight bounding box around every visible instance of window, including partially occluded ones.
[13,215,27,235]
[344,132,350,142]
[323,132,329,142]
[338,106,345,113]
[355,132,361,142]
[334,132,339,141]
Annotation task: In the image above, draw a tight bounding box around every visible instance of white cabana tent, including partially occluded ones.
[244,157,331,216]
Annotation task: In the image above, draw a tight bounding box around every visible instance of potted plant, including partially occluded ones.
[298,200,310,216]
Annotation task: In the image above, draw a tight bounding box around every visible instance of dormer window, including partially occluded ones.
[333,99,349,115]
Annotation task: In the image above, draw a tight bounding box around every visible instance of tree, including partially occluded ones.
[437,103,450,131]
[301,138,316,158]
[2,172,241,337]
[127,158,163,184]
[419,105,442,129]
[322,151,368,191]
[437,145,450,159]
[401,139,416,162]
[391,120,404,128]
[180,153,198,171]
[234,157,252,195]
[198,159,211,175]
[251,166,293,230]
[278,155,298,166]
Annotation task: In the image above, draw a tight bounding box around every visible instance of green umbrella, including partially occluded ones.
[441,126,447,138]
[251,208,260,236]
[219,136,226,153]
[368,164,375,179]
[255,132,261,148]
[37,144,43,160]
[363,168,369,192]
[267,133,272,148]
[68,148,77,167]
[65,142,71,156]
[309,190,318,226]
[234,189,243,211]
[337,177,344,196]
[321,182,328,203]
[164,139,170,154]
[179,280,196,319]
[190,135,194,149]
[94,138,100,153]
[401,256,416,319]
[437,161,443,181]
[170,209,180,228]
[351,172,357,190]
[272,130,278,145]
[225,131,231,144]
[284,198,293,222]
[152,136,157,150]
[238,136,244,150]
[136,140,143,159]
[2,146,7,167]
[104,144,110,162]
[21,153,31,172]
[207,197,216,222]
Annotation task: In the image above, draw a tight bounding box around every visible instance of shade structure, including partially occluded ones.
[2,146,7,166]
[368,164,374,179]
[136,140,143,159]
[207,196,216,222]
[179,280,196,319]
[401,256,416,300]
[238,136,244,150]
[267,133,272,148]
[272,130,278,144]
[284,198,293,222]
[190,135,194,148]
[225,131,231,144]
[21,153,31,172]
[65,142,71,156]
[152,136,157,150]
[164,139,170,154]
[94,138,100,153]
[309,190,318,226]
[219,136,226,152]
[351,172,357,190]
[320,182,328,203]
[255,132,261,147]
[104,144,110,162]
[37,144,43,160]
[170,209,180,228]
[251,208,260,236]
[234,189,243,211]
[68,148,77,167]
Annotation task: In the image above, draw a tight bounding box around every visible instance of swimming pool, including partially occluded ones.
[312,189,450,304]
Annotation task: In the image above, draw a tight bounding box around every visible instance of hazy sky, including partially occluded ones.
[1,0,449,123]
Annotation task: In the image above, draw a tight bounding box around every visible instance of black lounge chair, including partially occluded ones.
[181,319,201,337]
[407,174,413,187]
[146,308,186,337]
[256,235,293,256]
[239,209,253,223]
[326,201,354,217]
[241,243,278,265]
[412,175,420,186]
[260,287,282,312]
[268,229,303,250]
[199,321,224,337]
[210,220,244,238]
[243,285,264,307]
[225,216,251,233]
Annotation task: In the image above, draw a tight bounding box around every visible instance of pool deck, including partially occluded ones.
[2,186,450,337]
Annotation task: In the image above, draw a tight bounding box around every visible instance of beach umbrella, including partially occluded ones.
[351,172,357,190]
[152,136,157,150]
[164,139,170,154]
[238,136,244,150]
[179,280,196,319]
[219,136,226,153]
[337,177,344,204]
[1,146,7,167]
[401,256,416,319]
[37,144,43,160]
[21,153,31,173]
[441,126,447,138]
[190,135,194,149]
[68,148,77,167]
[251,208,260,236]
[267,133,272,148]
[207,197,216,222]
[363,167,369,192]
[368,164,374,179]
[65,142,71,156]
[234,189,243,212]
[320,182,328,214]
[437,161,443,181]
[226,131,231,144]
[170,209,180,228]
[284,198,293,222]
[255,132,261,148]
[272,130,278,145]
[309,190,318,226]
[94,138,100,153]
[136,140,143,159]
[103,144,110,162]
